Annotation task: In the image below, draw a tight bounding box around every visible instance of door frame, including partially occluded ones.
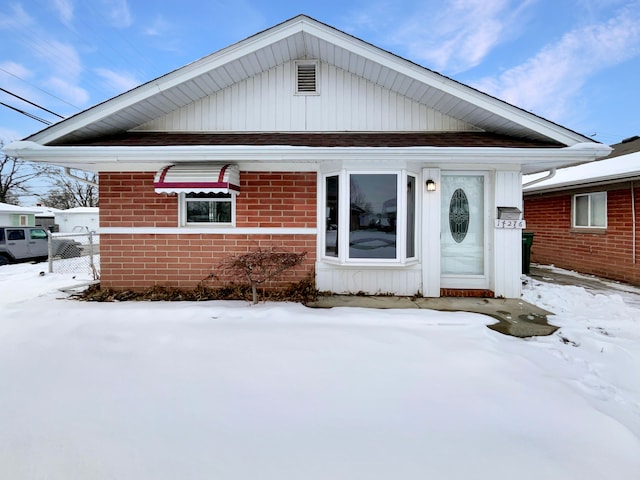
[421,169,492,296]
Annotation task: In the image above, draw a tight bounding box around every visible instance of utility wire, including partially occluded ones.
[0,67,80,110]
[0,101,52,125]
[0,87,65,119]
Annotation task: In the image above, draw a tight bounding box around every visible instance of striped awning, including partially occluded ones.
[154,163,240,194]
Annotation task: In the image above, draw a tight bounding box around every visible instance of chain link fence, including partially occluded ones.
[47,231,100,280]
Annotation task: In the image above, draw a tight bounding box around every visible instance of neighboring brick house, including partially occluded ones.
[4,15,610,298]
[523,137,640,285]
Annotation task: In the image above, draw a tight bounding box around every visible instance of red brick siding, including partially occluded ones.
[524,185,640,285]
[100,172,178,227]
[100,234,316,290]
[236,172,317,228]
[99,171,317,291]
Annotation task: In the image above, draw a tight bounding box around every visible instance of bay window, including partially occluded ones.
[323,171,417,262]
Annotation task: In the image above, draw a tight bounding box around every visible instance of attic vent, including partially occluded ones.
[296,62,317,93]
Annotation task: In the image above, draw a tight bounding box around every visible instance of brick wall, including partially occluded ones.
[99,172,317,291]
[524,184,640,285]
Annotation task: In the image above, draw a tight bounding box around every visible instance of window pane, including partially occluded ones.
[441,175,484,275]
[406,176,416,258]
[325,176,339,257]
[186,193,232,223]
[574,195,589,226]
[30,229,47,239]
[349,174,397,259]
[7,229,25,240]
[590,193,606,227]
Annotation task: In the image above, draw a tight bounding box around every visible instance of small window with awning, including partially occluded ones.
[154,163,240,194]
[155,163,239,226]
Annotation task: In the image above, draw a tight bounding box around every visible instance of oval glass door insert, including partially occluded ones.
[449,188,469,243]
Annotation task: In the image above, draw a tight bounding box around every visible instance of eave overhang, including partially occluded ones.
[524,174,640,195]
[4,141,611,175]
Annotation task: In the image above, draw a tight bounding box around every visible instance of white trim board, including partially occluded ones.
[98,227,317,235]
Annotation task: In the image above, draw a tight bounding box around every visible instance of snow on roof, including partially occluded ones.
[0,202,39,214]
[57,207,99,214]
[524,150,640,193]
[29,205,63,216]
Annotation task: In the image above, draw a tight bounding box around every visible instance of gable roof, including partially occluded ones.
[24,15,593,148]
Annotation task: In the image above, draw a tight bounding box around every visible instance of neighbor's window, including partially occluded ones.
[183,193,234,225]
[573,192,607,228]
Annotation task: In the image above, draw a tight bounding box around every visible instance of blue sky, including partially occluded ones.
[1,0,639,146]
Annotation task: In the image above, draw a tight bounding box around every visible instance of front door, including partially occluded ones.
[440,173,489,289]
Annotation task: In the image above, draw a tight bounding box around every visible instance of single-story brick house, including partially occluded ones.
[4,15,611,297]
[523,136,640,285]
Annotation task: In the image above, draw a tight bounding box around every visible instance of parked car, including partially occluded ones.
[0,226,82,266]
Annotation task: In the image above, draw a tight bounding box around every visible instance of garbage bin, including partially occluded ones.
[522,231,534,274]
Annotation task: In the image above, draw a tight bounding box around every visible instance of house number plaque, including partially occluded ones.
[495,219,526,229]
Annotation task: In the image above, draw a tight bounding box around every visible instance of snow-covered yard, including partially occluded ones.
[1,262,639,479]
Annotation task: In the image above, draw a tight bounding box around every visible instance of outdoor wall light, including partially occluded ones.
[426,179,436,191]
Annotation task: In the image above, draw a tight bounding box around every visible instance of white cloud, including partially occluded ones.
[52,0,74,26]
[474,3,640,121]
[0,61,32,80]
[45,77,90,106]
[388,0,534,73]
[102,0,133,28]
[143,15,170,37]
[0,3,33,29]
[29,38,83,79]
[94,68,139,93]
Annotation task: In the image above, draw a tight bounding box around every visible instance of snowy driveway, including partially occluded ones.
[1,263,639,479]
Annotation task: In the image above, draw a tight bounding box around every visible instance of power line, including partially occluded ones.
[0,101,52,125]
[0,67,80,110]
[0,87,64,118]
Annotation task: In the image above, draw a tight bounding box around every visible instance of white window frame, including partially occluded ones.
[573,192,607,229]
[320,169,418,265]
[179,192,236,227]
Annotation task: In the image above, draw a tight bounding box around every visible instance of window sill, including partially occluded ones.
[183,223,235,228]
[570,227,607,235]
[320,257,420,267]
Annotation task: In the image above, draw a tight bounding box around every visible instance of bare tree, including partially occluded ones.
[38,169,98,208]
[1,140,56,204]
[220,247,307,304]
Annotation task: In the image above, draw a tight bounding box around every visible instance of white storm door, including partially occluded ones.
[440,173,489,289]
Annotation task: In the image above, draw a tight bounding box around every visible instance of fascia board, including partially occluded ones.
[6,141,610,174]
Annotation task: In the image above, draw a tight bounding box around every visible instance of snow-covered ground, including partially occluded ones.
[1,262,639,480]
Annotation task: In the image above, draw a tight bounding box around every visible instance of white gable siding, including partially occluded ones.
[133,61,480,133]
